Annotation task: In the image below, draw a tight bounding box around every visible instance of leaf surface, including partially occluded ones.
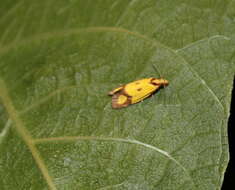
[0,1,234,190]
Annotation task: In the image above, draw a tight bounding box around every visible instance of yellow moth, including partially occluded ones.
[108,78,169,109]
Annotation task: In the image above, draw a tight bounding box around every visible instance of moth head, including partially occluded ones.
[152,78,169,87]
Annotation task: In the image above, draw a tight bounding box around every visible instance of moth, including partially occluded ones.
[108,78,169,109]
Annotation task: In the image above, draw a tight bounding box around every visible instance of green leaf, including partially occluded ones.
[0,1,234,190]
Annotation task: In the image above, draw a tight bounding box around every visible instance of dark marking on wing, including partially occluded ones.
[112,92,131,109]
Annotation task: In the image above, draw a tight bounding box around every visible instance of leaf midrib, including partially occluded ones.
[0,79,57,190]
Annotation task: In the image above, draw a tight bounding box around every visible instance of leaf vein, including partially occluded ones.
[34,135,196,187]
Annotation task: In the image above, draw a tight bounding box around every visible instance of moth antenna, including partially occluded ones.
[152,64,162,78]
[152,64,168,89]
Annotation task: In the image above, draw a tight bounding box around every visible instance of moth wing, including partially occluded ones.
[111,92,131,109]
[131,91,153,104]
[130,84,160,104]
[108,86,124,96]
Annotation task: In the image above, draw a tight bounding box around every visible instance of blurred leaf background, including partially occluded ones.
[0,0,234,189]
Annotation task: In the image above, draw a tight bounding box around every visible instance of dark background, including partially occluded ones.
[222,79,234,190]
